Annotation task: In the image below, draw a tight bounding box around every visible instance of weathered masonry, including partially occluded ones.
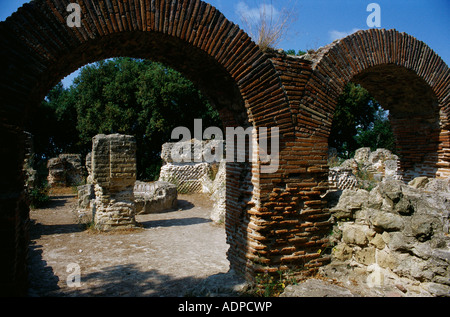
[0,0,448,295]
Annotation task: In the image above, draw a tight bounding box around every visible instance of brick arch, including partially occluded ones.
[0,0,295,294]
[304,29,450,180]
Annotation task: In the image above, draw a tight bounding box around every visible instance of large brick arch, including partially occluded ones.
[2,3,449,296]
[0,0,294,295]
[302,29,450,180]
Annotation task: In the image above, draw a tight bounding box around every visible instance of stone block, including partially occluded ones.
[372,212,404,232]
[342,223,374,246]
[134,181,178,214]
[332,244,353,261]
[77,184,95,211]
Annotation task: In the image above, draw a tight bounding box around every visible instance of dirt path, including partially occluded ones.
[27,193,246,297]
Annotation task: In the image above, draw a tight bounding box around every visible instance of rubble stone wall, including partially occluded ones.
[328,148,401,191]
[327,179,450,296]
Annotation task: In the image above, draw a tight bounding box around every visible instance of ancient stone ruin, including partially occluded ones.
[134,181,177,215]
[324,178,450,296]
[90,134,138,230]
[2,0,449,295]
[78,134,181,229]
[328,147,401,191]
[47,154,85,187]
[159,139,222,193]
[158,139,226,222]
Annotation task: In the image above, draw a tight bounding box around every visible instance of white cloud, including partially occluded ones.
[235,1,280,24]
[329,28,360,41]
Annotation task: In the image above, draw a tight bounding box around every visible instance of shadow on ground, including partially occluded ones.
[28,249,246,297]
[27,195,246,297]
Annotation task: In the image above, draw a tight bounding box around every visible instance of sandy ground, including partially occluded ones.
[26,191,414,298]
[27,192,245,297]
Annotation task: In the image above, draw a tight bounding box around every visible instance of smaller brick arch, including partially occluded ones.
[304,29,450,180]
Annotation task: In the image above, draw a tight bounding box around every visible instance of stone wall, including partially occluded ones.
[159,139,220,194]
[326,178,450,296]
[209,160,227,223]
[158,139,226,222]
[328,148,401,191]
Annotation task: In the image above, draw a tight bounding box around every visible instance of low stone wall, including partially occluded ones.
[158,139,221,194]
[326,178,450,296]
[159,162,213,194]
[158,139,226,223]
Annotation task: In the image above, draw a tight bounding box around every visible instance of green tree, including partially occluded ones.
[355,109,396,152]
[28,82,79,159]
[329,82,394,158]
[284,49,307,56]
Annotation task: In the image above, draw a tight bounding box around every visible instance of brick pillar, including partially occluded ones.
[91,134,137,230]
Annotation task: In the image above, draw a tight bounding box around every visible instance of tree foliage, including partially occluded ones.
[28,58,221,181]
[329,82,396,158]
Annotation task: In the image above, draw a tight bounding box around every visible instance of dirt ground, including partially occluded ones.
[26,190,413,298]
[27,191,246,297]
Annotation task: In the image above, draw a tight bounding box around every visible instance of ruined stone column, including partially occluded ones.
[91,134,137,230]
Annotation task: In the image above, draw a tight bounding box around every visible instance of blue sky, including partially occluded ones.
[1,0,449,87]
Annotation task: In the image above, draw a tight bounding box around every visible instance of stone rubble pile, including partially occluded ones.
[328,147,401,191]
[324,177,450,297]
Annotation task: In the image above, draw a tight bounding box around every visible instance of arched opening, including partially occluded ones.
[310,30,449,184]
[1,0,294,295]
[353,64,441,181]
[326,64,443,183]
[327,81,398,190]
[305,30,450,295]
[25,57,237,296]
